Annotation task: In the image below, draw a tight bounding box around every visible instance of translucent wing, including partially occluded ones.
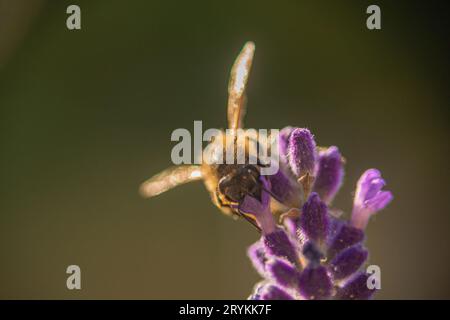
[227,41,255,131]
[139,165,202,198]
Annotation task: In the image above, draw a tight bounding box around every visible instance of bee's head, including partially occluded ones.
[218,165,261,203]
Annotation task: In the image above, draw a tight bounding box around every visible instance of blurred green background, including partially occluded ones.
[0,0,449,299]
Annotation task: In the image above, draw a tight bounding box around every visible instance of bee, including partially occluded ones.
[140,42,294,229]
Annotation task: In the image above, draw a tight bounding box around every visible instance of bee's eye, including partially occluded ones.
[218,177,230,194]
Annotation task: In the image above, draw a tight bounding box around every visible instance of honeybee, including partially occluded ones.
[140,42,296,229]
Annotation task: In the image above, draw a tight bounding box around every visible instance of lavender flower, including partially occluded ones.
[351,169,393,230]
[244,126,392,300]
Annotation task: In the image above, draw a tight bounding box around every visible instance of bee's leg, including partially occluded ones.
[215,186,233,210]
[240,212,262,233]
[214,188,239,219]
[235,206,262,233]
[215,188,261,232]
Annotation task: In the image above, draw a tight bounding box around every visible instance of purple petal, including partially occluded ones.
[239,177,275,234]
[336,273,376,300]
[300,193,329,243]
[258,284,295,300]
[264,228,299,266]
[329,245,368,280]
[268,169,301,208]
[247,241,268,277]
[312,146,344,204]
[298,266,332,299]
[353,170,383,207]
[351,169,393,229]
[267,258,300,289]
[364,191,393,213]
[328,224,365,258]
[287,128,317,178]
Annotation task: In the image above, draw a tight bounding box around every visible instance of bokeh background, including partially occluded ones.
[0,0,449,299]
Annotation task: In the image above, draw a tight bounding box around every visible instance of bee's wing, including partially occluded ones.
[139,165,202,198]
[227,41,255,131]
